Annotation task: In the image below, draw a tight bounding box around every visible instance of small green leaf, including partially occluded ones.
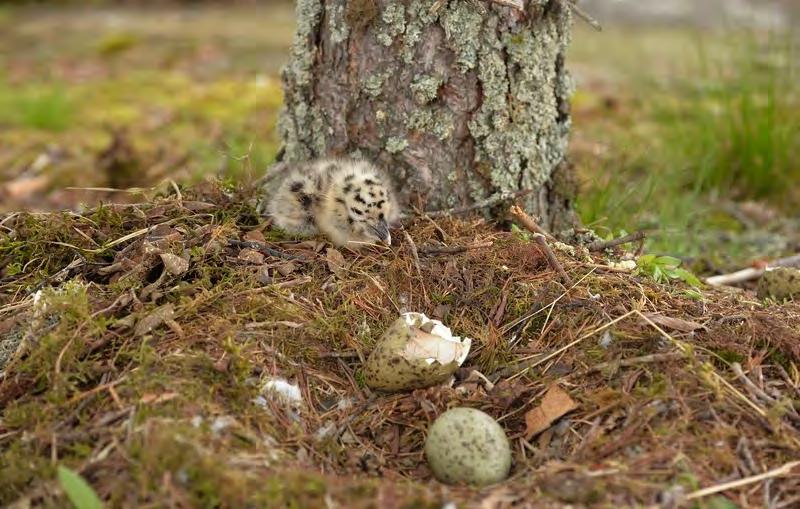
[637,254,656,266]
[57,466,103,509]
[673,268,703,287]
[655,256,681,269]
[682,288,704,300]
[652,266,664,282]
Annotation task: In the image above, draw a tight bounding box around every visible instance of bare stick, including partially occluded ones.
[403,230,424,283]
[685,461,800,501]
[420,190,533,219]
[582,351,685,374]
[509,205,555,240]
[565,0,602,31]
[705,253,800,287]
[419,241,494,255]
[587,231,646,252]
[534,234,573,286]
[731,363,800,421]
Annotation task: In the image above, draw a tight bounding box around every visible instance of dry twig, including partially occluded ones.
[421,190,533,219]
[564,0,602,31]
[534,233,573,287]
[582,352,685,374]
[685,461,800,501]
[418,241,494,255]
[509,205,571,285]
[509,205,554,240]
[587,231,646,252]
[705,253,800,287]
[492,310,637,381]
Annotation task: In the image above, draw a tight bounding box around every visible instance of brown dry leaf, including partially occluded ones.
[296,240,326,252]
[243,230,267,243]
[326,248,347,278]
[276,262,297,276]
[134,304,175,337]
[642,313,704,332]
[159,253,189,276]
[238,248,265,265]
[524,384,578,439]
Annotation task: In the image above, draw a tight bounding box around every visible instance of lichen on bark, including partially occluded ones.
[277,0,576,230]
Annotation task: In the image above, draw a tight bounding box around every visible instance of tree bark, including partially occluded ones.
[278,0,577,232]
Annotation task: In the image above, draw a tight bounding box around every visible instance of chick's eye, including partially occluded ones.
[378,213,385,220]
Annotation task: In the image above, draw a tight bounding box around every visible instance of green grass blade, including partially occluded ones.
[57,466,103,509]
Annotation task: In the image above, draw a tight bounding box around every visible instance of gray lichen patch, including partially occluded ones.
[440,0,484,71]
[385,136,409,154]
[406,109,454,141]
[287,0,323,88]
[278,0,328,162]
[363,72,390,98]
[375,1,407,47]
[410,74,443,105]
[326,2,350,44]
[401,0,440,63]
[467,5,573,200]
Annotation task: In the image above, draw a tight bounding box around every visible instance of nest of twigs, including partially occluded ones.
[1,181,799,508]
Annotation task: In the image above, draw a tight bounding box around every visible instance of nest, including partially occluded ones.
[1,181,799,508]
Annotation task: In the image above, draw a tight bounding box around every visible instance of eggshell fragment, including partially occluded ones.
[363,312,471,392]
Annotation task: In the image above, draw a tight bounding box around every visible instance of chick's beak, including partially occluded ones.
[376,220,391,246]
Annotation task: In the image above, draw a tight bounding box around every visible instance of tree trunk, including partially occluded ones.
[278,0,577,232]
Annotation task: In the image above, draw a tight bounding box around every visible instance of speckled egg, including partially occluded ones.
[424,407,512,486]
[363,313,471,392]
[757,267,800,301]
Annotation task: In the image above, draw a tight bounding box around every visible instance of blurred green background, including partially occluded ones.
[0,0,797,273]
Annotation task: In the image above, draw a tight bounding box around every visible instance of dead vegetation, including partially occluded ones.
[1,182,799,508]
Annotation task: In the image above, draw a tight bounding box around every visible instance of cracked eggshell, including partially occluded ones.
[424,407,512,486]
[363,312,471,392]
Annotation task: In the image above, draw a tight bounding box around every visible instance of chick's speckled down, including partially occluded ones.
[258,158,400,249]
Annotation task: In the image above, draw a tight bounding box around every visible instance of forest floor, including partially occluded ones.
[2,186,799,508]
[1,2,800,508]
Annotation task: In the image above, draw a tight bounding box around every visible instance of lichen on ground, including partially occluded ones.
[1,182,799,507]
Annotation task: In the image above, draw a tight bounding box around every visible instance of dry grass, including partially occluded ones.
[1,182,799,508]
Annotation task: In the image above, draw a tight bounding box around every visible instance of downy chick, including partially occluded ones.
[258,158,400,248]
